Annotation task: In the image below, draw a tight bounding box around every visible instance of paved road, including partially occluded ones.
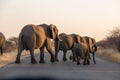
[0,51,120,80]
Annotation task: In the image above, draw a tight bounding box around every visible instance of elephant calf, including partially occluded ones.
[73,43,84,65]
[0,32,5,56]
[70,36,90,65]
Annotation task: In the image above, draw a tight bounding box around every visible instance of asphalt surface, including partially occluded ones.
[0,51,120,80]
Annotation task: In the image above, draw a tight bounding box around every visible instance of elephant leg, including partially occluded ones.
[69,54,73,60]
[45,39,55,62]
[63,50,67,61]
[87,53,91,64]
[46,48,55,63]
[39,47,45,63]
[92,52,96,64]
[73,53,76,62]
[15,47,23,64]
[54,39,60,61]
[77,56,80,65]
[50,52,55,62]
[72,50,76,62]
[89,54,91,59]
[83,53,88,65]
[0,47,3,56]
[30,49,37,64]
[87,59,90,64]
[55,51,59,61]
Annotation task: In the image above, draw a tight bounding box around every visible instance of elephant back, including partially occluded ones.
[59,33,74,49]
[59,33,68,41]
[38,24,51,38]
[71,34,79,43]
[19,24,46,50]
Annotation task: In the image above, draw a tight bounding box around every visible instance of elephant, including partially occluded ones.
[0,32,5,56]
[75,35,90,65]
[55,33,78,61]
[73,43,84,65]
[70,35,90,65]
[84,36,97,64]
[15,24,61,64]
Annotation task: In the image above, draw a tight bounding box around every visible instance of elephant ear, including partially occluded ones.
[49,24,62,41]
[89,38,94,52]
[76,35,81,43]
[91,38,97,51]
[74,34,83,43]
[81,37,87,43]
[91,38,96,44]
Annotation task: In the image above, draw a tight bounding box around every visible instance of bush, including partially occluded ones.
[3,37,18,53]
[97,26,120,51]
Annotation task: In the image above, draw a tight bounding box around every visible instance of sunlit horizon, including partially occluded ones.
[0,0,120,41]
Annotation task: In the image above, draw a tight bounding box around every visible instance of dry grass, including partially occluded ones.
[96,47,120,63]
[0,50,17,68]
[0,49,39,68]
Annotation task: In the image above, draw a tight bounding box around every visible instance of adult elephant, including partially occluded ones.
[55,33,79,61]
[15,24,61,64]
[84,36,97,64]
[0,32,5,56]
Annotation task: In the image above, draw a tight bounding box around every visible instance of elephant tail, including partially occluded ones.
[18,35,28,50]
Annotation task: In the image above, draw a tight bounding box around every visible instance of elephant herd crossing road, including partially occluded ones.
[14,23,97,65]
[1,24,120,80]
[0,23,97,65]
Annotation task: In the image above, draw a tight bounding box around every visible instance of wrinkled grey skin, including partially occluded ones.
[55,33,78,61]
[84,36,97,64]
[15,24,61,64]
[73,43,84,65]
[0,32,5,56]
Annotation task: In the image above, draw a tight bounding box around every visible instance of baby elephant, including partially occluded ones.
[73,43,84,65]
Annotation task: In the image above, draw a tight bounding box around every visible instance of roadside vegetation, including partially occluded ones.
[96,26,120,63]
[0,37,18,67]
[0,37,35,68]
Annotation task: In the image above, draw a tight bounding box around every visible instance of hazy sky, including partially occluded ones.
[0,0,120,41]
